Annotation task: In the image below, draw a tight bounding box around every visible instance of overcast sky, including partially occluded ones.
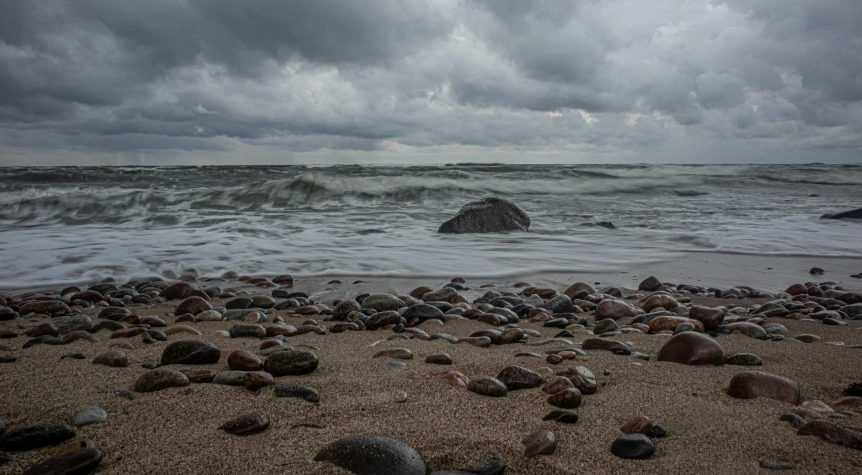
[1,0,861,165]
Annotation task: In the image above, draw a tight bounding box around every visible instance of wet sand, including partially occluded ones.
[1,278,862,474]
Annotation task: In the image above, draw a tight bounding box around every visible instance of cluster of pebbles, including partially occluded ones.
[1,271,862,473]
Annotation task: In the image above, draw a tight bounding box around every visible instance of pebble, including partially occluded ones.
[74,406,108,426]
[542,410,579,424]
[726,353,763,366]
[387,361,407,368]
[582,338,631,355]
[160,340,221,365]
[610,433,655,459]
[214,371,247,386]
[314,435,427,475]
[21,448,103,475]
[547,388,582,409]
[0,355,15,363]
[179,369,215,383]
[134,369,190,392]
[257,384,320,403]
[263,350,319,376]
[228,323,266,339]
[760,459,793,470]
[468,377,508,397]
[797,419,862,450]
[657,332,725,365]
[219,414,270,436]
[195,309,224,321]
[496,366,543,390]
[164,325,201,336]
[620,416,654,435]
[542,376,574,394]
[0,423,75,451]
[425,353,453,365]
[373,348,414,360]
[728,371,800,405]
[141,361,160,369]
[227,350,263,371]
[92,350,128,368]
[557,366,597,394]
[522,430,557,458]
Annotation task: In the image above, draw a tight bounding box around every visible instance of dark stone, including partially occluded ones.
[228,324,266,339]
[134,369,190,392]
[542,410,579,424]
[726,353,762,366]
[467,377,508,397]
[0,423,75,451]
[496,366,543,390]
[256,384,320,403]
[657,332,725,365]
[760,459,793,470]
[403,304,445,323]
[727,371,800,405]
[160,340,221,365]
[821,208,862,220]
[582,338,631,355]
[638,276,662,292]
[546,388,582,409]
[438,197,530,234]
[542,295,573,314]
[610,433,655,459]
[21,448,102,475]
[219,414,270,436]
[226,297,253,310]
[314,435,427,475]
[263,350,319,376]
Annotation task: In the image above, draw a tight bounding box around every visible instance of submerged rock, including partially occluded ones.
[438,197,530,234]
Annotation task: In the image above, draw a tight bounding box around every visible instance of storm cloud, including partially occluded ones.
[0,0,860,164]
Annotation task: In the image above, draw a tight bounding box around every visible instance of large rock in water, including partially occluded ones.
[438,197,530,234]
[821,208,862,220]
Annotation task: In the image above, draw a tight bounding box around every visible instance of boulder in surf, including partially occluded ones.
[438,197,530,234]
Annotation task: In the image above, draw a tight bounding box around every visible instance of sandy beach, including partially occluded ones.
[1,270,862,474]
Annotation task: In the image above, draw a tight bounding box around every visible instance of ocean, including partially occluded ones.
[1,164,860,290]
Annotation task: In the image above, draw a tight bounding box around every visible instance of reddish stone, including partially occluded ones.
[542,376,574,394]
[728,371,800,405]
[657,332,725,365]
[174,296,212,316]
[547,388,582,409]
[642,294,679,312]
[689,306,725,331]
[179,369,216,383]
[243,371,275,391]
[228,350,263,371]
[797,419,862,450]
[595,300,638,320]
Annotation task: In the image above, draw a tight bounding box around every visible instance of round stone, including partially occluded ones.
[496,366,543,390]
[611,433,655,459]
[263,350,319,376]
[657,332,725,365]
[467,377,508,397]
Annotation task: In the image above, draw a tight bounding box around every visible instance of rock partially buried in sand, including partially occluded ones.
[0,423,75,451]
[74,406,108,427]
[522,430,557,458]
[727,371,800,405]
[263,350,319,376]
[497,366,543,390]
[160,340,221,365]
[21,448,103,475]
[543,410,579,424]
[257,383,320,403]
[468,377,508,397]
[797,419,862,450]
[426,353,453,365]
[657,332,725,365]
[438,197,530,234]
[373,348,414,360]
[611,433,655,459]
[582,338,631,355]
[93,350,128,368]
[726,353,762,366]
[134,369,190,393]
[219,414,270,436]
[314,435,427,475]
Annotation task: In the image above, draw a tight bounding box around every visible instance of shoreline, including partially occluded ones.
[4,251,861,296]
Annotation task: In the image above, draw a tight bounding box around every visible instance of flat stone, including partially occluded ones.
[797,419,862,450]
[542,410,579,424]
[0,423,75,451]
[179,369,215,384]
[256,383,320,402]
[219,414,270,436]
[468,377,508,397]
[214,371,247,386]
[134,369,190,392]
[726,353,762,366]
[611,433,655,459]
[426,353,453,365]
[228,323,266,339]
[21,448,103,475]
[582,338,631,355]
[760,459,793,470]
[373,348,414,360]
[595,300,638,320]
[728,371,800,405]
[315,435,427,475]
[361,294,404,312]
[522,430,557,458]
[74,406,108,426]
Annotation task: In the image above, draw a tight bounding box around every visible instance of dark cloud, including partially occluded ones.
[0,0,860,164]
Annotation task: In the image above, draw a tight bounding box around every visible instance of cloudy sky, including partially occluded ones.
[1,0,860,165]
